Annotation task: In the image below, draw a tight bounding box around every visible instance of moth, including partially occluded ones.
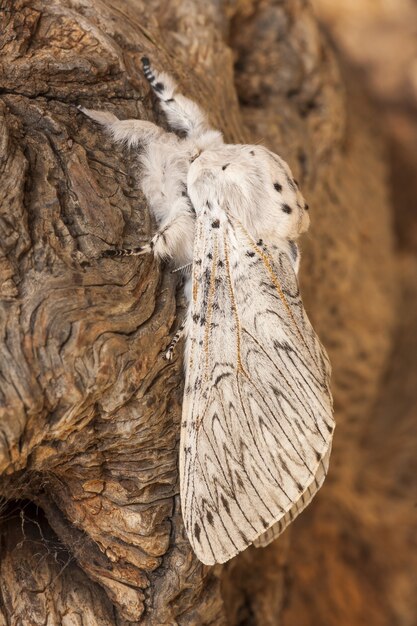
[79,58,334,565]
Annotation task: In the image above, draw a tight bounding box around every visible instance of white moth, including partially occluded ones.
[79,58,334,565]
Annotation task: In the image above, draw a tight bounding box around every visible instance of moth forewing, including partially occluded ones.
[252,445,332,548]
[180,206,334,565]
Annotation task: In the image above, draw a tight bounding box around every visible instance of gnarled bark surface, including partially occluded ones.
[1,1,413,625]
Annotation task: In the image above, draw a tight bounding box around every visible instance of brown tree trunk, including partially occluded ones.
[1,1,412,625]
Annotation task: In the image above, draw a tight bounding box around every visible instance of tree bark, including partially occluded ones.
[0,0,407,625]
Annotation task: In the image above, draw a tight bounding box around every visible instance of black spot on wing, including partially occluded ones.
[212,219,220,228]
[282,204,292,214]
[274,182,283,192]
[194,523,201,543]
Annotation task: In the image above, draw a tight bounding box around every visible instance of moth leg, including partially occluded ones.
[101,227,176,261]
[101,245,151,258]
[171,262,192,274]
[101,236,158,260]
[103,203,194,263]
[164,318,186,360]
[141,57,219,141]
[78,105,165,147]
[151,206,195,262]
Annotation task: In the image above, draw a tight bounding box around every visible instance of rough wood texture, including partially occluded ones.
[1,0,411,624]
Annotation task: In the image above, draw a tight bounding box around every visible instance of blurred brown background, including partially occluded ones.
[313,0,417,249]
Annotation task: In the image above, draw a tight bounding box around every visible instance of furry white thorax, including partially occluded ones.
[188,144,309,239]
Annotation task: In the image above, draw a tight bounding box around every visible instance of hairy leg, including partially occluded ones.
[164,318,186,360]
[141,57,220,142]
[103,201,194,264]
[78,106,166,147]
